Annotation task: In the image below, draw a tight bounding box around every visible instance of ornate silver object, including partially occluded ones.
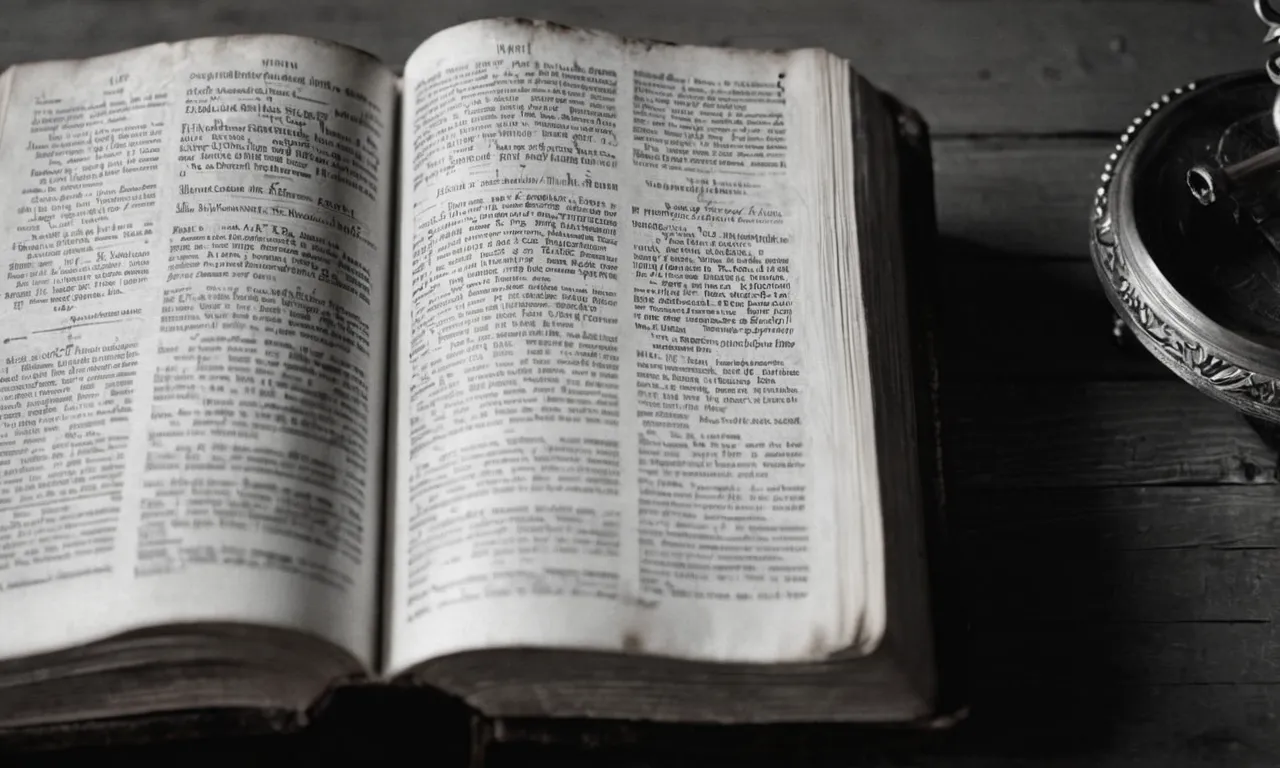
[1186,145,1280,207]
[1092,74,1280,424]
[1093,2,1280,427]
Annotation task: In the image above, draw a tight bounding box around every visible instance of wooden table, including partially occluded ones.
[5,0,1279,765]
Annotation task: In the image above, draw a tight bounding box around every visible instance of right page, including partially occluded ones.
[388,19,884,672]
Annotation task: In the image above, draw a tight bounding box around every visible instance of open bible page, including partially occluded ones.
[0,36,397,666]
[389,19,882,671]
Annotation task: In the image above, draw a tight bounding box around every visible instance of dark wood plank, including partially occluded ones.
[963,484,1280,532]
[926,138,1173,380]
[490,486,1280,764]
[956,485,1280,765]
[972,622,1280,685]
[962,485,1280,622]
[959,486,1280,683]
[953,684,1280,768]
[945,381,1277,487]
[487,685,1280,767]
[934,138,1104,257]
[937,257,1165,380]
[972,548,1276,623]
[0,0,1262,134]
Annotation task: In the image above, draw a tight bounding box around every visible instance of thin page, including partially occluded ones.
[388,19,881,671]
[0,35,397,666]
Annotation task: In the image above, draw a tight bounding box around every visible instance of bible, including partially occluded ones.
[0,18,952,743]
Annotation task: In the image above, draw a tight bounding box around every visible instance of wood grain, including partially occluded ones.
[0,0,1263,134]
[487,685,1280,767]
[955,684,1280,768]
[490,483,1280,763]
[961,485,1280,622]
[950,486,1280,690]
[963,483,1280,529]
[934,138,1104,257]
[955,487,1280,766]
[936,258,1165,380]
[944,381,1277,487]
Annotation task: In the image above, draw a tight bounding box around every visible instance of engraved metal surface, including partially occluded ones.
[1091,73,1280,424]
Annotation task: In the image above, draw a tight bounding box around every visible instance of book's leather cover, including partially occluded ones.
[886,89,970,734]
[0,684,473,762]
[0,708,300,756]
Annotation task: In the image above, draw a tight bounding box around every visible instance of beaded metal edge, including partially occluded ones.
[1089,80,1280,419]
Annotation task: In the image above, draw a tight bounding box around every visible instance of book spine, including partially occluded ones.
[877,85,969,727]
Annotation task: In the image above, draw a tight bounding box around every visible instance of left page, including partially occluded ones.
[0,36,397,666]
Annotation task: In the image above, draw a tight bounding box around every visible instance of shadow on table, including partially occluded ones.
[942,488,1139,761]
[4,687,471,768]
[932,237,1166,381]
[926,236,1167,763]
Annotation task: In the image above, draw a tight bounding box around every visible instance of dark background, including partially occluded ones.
[5,0,1280,765]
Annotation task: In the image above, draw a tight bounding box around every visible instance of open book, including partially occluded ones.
[0,18,945,738]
